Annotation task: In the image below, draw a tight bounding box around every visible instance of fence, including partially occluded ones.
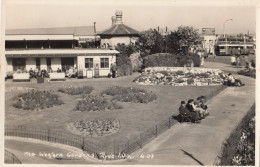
[5,149,22,164]
[5,85,227,160]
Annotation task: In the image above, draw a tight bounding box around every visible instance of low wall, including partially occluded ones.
[145,67,223,74]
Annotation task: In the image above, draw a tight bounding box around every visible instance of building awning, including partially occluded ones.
[5,49,120,57]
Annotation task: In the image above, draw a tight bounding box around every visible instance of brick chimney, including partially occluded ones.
[115,11,123,24]
[111,16,116,25]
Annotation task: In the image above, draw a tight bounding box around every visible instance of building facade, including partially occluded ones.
[5,26,119,78]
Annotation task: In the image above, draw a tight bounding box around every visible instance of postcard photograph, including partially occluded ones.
[2,0,257,166]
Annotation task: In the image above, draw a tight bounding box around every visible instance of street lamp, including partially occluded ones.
[223,19,233,38]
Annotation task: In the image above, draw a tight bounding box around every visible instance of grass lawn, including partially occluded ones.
[5,73,223,146]
[205,54,255,65]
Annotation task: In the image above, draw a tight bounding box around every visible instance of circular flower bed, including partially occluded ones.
[12,89,64,110]
[58,85,94,95]
[102,86,157,103]
[66,119,120,137]
[133,67,225,86]
[74,95,122,112]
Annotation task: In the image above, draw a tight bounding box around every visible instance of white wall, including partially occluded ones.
[101,36,132,47]
[77,55,116,77]
[6,58,13,72]
[201,35,217,54]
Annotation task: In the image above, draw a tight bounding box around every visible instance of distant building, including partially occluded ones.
[199,28,217,55]
[99,11,140,48]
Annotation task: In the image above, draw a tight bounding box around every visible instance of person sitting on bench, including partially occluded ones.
[227,73,245,87]
[186,99,204,119]
[179,101,200,123]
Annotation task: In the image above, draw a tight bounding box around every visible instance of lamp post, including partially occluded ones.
[223,19,233,38]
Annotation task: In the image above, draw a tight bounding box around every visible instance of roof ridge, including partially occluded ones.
[110,25,119,34]
[121,24,131,34]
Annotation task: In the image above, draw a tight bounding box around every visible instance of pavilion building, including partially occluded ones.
[99,11,140,48]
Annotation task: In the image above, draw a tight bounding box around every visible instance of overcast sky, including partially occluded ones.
[4,0,256,34]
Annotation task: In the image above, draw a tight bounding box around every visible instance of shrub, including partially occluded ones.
[12,89,64,110]
[58,85,93,95]
[190,53,201,67]
[129,52,143,72]
[74,95,122,112]
[102,86,157,103]
[176,70,184,75]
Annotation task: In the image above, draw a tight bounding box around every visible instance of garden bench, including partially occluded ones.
[49,73,66,81]
[13,73,30,82]
[179,113,192,123]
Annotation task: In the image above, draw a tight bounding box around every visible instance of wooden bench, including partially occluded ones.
[13,73,30,82]
[49,73,66,81]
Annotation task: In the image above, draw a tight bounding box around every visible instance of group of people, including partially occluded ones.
[221,72,245,87]
[29,68,49,78]
[179,96,209,123]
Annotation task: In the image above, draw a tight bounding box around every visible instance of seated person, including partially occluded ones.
[34,67,40,77]
[186,99,203,120]
[196,96,209,116]
[179,101,200,123]
[57,68,62,73]
[227,73,245,87]
[67,67,74,77]
[29,68,34,78]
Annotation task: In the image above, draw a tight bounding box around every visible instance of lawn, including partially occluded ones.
[205,54,255,65]
[5,73,223,146]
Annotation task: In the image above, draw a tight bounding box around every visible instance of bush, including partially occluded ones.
[12,90,64,110]
[129,52,143,72]
[187,78,194,85]
[102,86,157,103]
[190,53,201,67]
[58,85,94,95]
[74,95,122,112]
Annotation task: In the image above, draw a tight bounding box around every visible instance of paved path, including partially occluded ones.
[5,62,255,165]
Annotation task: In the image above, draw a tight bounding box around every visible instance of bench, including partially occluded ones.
[13,73,30,82]
[49,73,66,81]
[179,113,192,123]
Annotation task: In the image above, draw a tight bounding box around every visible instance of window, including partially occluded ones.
[100,58,109,68]
[219,46,225,49]
[46,58,51,72]
[12,58,26,71]
[85,58,93,68]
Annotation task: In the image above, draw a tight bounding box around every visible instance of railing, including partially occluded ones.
[5,85,227,160]
[5,149,22,164]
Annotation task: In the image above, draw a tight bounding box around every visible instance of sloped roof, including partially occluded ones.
[99,24,140,36]
[6,26,95,36]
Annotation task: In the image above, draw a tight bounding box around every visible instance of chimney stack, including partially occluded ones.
[115,11,123,24]
[111,16,116,25]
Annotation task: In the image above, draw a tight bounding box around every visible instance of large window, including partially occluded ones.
[46,58,51,72]
[12,58,26,71]
[85,58,93,68]
[100,58,109,68]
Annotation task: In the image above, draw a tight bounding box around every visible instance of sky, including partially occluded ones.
[4,0,256,34]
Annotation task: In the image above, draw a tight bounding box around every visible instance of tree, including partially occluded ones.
[165,31,180,54]
[175,26,200,53]
[140,29,164,54]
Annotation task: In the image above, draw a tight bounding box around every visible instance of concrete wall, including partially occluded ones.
[77,55,116,77]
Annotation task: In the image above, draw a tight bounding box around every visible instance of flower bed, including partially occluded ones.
[74,95,122,112]
[12,90,64,110]
[102,86,157,103]
[66,119,120,137]
[133,67,225,86]
[58,85,94,95]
